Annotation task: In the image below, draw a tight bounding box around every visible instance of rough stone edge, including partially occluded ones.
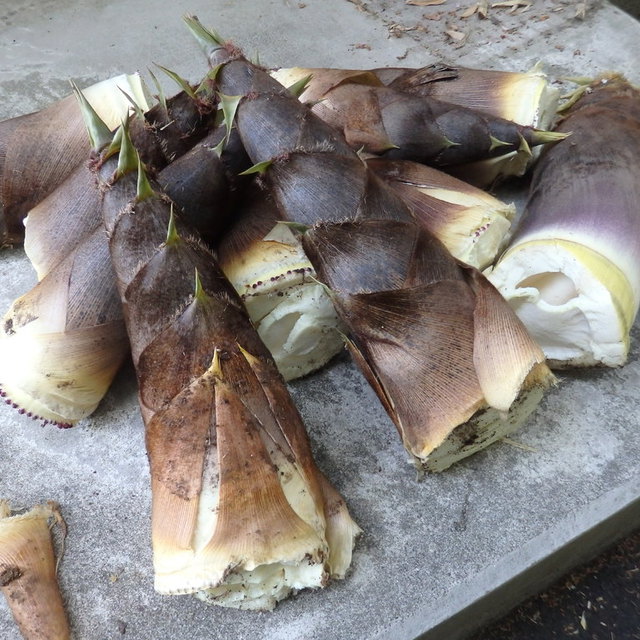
[374,475,640,640]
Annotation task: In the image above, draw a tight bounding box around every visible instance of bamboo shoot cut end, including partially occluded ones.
[487,240,636,367]
[417,383,546,472]
[194,560,327,610]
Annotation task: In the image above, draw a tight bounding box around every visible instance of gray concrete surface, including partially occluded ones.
[1,1,639,639]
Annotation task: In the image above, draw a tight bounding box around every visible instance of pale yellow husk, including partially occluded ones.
[80,73,150,130]
[0,501,70,640]
[412,186,515,269]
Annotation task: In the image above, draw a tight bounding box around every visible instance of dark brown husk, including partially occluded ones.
[188,20,553,468]
[105,153,357,602]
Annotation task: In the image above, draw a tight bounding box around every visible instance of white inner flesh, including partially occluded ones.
[195,560,326,611]
[456,210,511,271]
[487,244,629,367]
[506,69,559,129]
[418,188,514,270]
[0,329,111,423]
[223,225,345,381]
[246,282,345,381]
[422,384,545,473]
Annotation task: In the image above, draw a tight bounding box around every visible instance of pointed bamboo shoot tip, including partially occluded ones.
[147,68,167,111]
[155,64,196,100]
[443,136,461,149]
[208,349,224,379]
[70,79,113,151]
[115,121,138,178]
[489,135,512,151]
[517,133,532,156]
[136,156,155,201]
[239,159,273,175]
[194,268,207,301]
[237,343,260,367]
[531,129,571,145]
[195,65,222,95]
[119,86,145,119]
[288,74,313,99]
[165,204,180,245]
[217,92,243,153]
[182,14,225,51]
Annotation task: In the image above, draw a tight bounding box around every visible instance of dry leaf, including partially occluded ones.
[575,2,587,18]
[580,612,587,630]
[461,0,487,17]
[406,0,446,5]
[445,27,468,43]
[492,0,531,13]
[460,4,478,18]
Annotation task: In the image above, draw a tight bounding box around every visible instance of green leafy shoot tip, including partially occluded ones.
[165,204,180,246]
[136,155,155,201]
[118,87,145,119]
[239,159,273,176]
[139,76,157,109]
[216,92,242,154]
[147,68,167,111]
[557,84,590,113]
[70,79,112,151]
[115,122,138,178]
[563,75,593,86]
[212,139,225,157]
[155,64,196,100]
[195,65,222,97]
[104,125,123,160]
[517,133,532,156]
[287,74,313,99]
[194,268,207,301]
[489,136,511,151]
[182,14,225,53]
[442,136,461,149]
[279,220,309,235]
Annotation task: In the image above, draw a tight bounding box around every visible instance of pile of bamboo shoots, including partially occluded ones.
[1,13,639,637]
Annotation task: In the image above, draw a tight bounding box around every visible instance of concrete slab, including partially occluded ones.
[1,1,639,639]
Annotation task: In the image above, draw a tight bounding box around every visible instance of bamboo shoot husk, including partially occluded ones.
[0,74,149,247]
[185,16,555,471]
[0,501,70,640]
[103,133,359,607]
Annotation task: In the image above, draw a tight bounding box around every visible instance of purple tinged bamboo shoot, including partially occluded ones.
[272,63,558,130]
[487,74,640,367]
[268,64,565,180]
